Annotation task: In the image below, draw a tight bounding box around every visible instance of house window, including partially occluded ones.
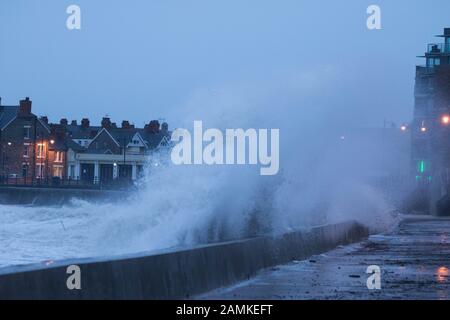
[36,163,44,178]
[37,143,45,158]
[22,164,28,178]
[53,166,63,178]
[23,127,30,139]
[427,57,441,67]
[55,151,63,163]
[23,146,29,157]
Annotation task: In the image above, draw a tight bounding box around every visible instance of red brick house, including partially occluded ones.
[0,97,171,187]
[0,97,67,184]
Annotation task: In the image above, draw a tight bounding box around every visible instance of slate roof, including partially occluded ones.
[0,105,50,132]
[0,105,19,130]
[140,130,171,149]
[109,128,140,146]
[65,124,102,140]
[107,128,171,149]
[62,124,171,153]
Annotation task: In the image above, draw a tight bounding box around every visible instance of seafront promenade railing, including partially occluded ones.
[0,175,135,190]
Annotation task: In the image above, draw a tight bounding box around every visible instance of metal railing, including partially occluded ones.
[427,43,450,54]
[416,65,436,74]
[0,176,136,190]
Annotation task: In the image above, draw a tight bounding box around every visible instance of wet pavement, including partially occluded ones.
[200,217,450,300]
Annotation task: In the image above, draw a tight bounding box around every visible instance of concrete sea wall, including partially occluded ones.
[0,186,129,205]
[0,221,369,299]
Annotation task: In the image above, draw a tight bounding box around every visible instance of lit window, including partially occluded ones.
[53,166,63,178]
[55,151,63,163]
[37,143,45,158]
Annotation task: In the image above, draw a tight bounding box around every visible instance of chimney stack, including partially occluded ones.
[40,116,49,124]
[101,117,112,128]
[161,122,169,133]
[71,120,77,126]
[146,120,160,133]
[60,118,68,125]
[121,120,131,129]
[50,124,66,137]
[19,97,32,115]
[81,118,90,128]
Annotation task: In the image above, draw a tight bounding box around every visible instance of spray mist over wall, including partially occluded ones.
[0,67,409,266]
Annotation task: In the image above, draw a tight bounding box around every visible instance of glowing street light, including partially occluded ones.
[400,124,407,132]
[420,120,427,133]
[50,139,55,145]
[442,115,450,125]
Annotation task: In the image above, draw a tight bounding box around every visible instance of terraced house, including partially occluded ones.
[0,97,171,187]
[64,117,171,185]
[0,97,67,184]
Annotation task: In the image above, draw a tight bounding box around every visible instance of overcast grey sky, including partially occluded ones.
[1,0,449,129]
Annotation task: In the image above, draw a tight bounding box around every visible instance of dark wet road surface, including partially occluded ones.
[201,217,450,300]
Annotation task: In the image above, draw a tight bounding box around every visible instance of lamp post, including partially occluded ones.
[2,142,12,183]
[123,137,127,180]
[49,138,54,172]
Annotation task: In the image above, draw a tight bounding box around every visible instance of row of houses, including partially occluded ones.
[0,97,171,186]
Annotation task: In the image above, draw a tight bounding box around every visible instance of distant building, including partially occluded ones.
[0,97,66,183]
[0,97,171,187]
[413,28,450,213]
[63,117,171,184]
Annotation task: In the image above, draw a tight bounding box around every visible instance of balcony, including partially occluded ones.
[416,65,435,74]
[427,43,450,54]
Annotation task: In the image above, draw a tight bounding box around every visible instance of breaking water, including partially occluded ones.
[0,70,410,268]
[0,161,400,269]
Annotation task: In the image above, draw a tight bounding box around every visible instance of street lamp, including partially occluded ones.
[400,124,408,132]
[442,115,450,125]
[420,120,427,133]
[50,139,55,145]
[3,142,12,181]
